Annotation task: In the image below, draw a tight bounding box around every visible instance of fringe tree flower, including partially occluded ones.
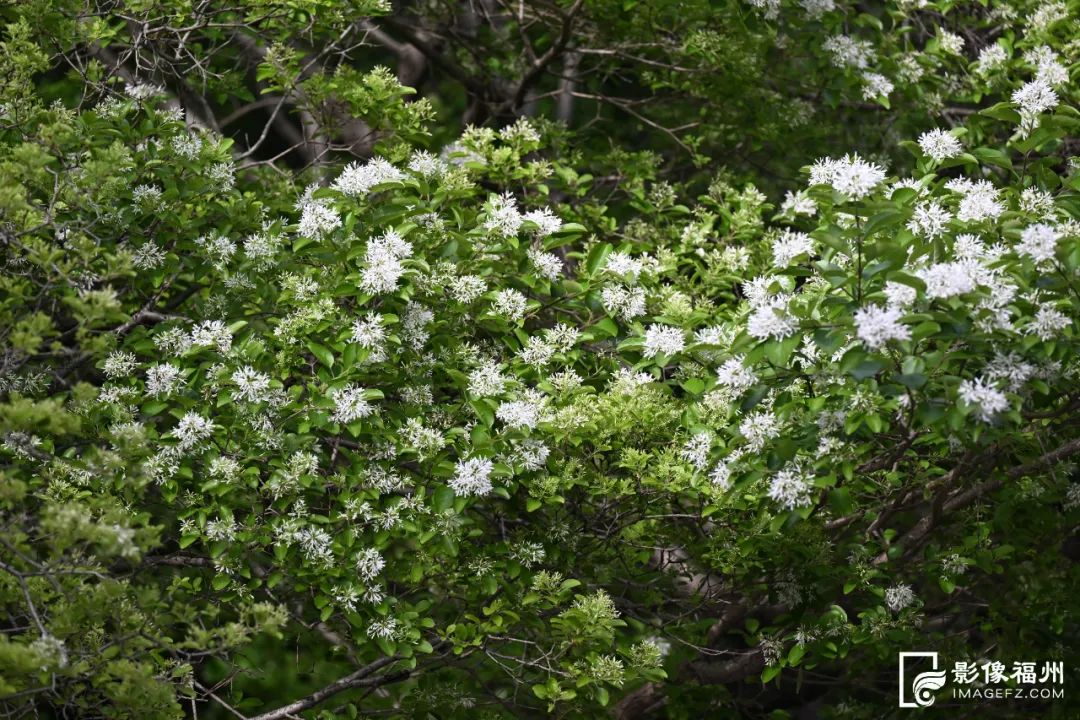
[483,192,524,237]
[527,247,564,280]
[709,461,733,490]
[768,464,813,510]
[747,296,798,340]
[771,230,815,267]
[643,324,685,359]
[175,412,213,448]
[716,356,756,394]
[1017,223,1058,263]
[918,129,962,162]
[330,385,375,424]
[854,304,911,349]
[491,289,527,320]
[356,548,386,581]
[823,35,875,69]
[1028,304,1070,340]
[231,366,271,403]
[885,584,916,612]
[974,44,1008,75]
[523,208,562,237]
[361,230,412,294]
[809,154,886,200]
[450,457,494,497]
[860,72,893,100]
[468,361,509,397]
[907,200,953,239]
[917,262,977,299]
[333,157,405,196]
[958,377,1009,422]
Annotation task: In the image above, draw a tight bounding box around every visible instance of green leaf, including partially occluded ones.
[433,485,456,511]
[306,340,335,369]
[586,243,613,274]
[761,666,782,683]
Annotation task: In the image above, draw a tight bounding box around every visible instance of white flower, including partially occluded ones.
[917,262,976,299]
[907,201,953,240]
[798,0,834,19]
[496,397,543,430]
[643,325,685,359]
[492,289,528,321]
[367,617,398,639]
[232,366,271,403]
[823,35,875,69]
[984,351,1035,392]
[716,356,756,394]
[747,296,798,340]
[350,313,387,361]
[360,230,412,294]
[917,129,962,163]
[449,275,487,303]
[772,230,815,267]
[125,82,164,100]
[209,456,241,482]
[609,368,654,394]
[527,248,564,281]
[483,192,524,237]
[958,377,1009,422]
[740,410,780,452]
[955,181,1004,223]
[103,351,137,379]
[1017,223,1058,263]
[500,117,541,144]
[604,252,647,279]
[1013,78,1059,136]
[746,0,780,19]
[469,361,509,397]
[297,197,341,240]
[508,439,550,471]
[884,281,917,308]
[1028,304,1070,340]
[450,457,494,497]
[709,461,733,490]
[330,385,375,424]
[189,320,233,353]
[333,157,405,196]
[518,336,555,367]
[937,30,964,55]
[768,464,813,509]
[809,154,886,200]
[1014,78,1059,114]
[854,305,911,350]
[175,412,213,448]
[206,517,237,542]
[1019,187,1055,216]
[885,584,916,612]
[407,150,447,178]
[974,45,1008,76]
[523,208,563,237]
[601,285,647,322]
[780,190,817,216]
[861,72,894,100]
[356,547,386,581]
[1064,484,1080,511]
[145,363,183,397]
[681,432,712,471]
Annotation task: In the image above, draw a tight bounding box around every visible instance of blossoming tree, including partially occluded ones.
[1,0,1078,718]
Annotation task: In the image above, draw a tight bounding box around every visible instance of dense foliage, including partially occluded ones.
[1,1,1079,717]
